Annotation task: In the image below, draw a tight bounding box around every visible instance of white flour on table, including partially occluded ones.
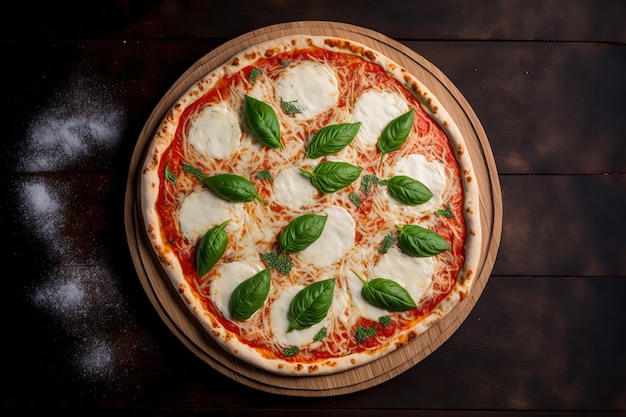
[17,74,151,385]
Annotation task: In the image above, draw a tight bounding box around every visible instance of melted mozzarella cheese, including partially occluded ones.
[209,261,264,320]
[274,61,339,119]
[269,279,346,347]
[298,206,355,268]
[178,188,244,241]
[187,103,241,159]
[352,90,409,148]
[272,166,317,209]
[270,284,325,346]
[391,154,447,213]
[346,273,389,321]
[372,247,435,304]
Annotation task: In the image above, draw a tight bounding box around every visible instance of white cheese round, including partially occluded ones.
[209,261,264,320]
[187,103,241,160]
[272,165,317,210]
[352,90,409,148]
[269,284,326,346]
[297,205,355,268]
[177,188,244,241]
[391,154,447,214]
[274,61,339,120]
[372,247,435,305]
[346,272,389,321]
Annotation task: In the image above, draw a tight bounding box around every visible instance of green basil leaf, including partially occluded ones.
[396,224,451,257]
[384,175,433,205]
[287,278,335,332]
[299,161,363,194]
[280,98,302,115]
[354,271,415,312]
[244,95,282,149]
[305,122,361,159]
[196,220,229,277]
[202,173,266,204]
[229,267,271,321]
[279,213,327,254]
[363,278,416,312]
[377,108,414,160]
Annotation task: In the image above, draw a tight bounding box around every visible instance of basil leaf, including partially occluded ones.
[280,98,302,115]
[377,109,414,160]
[229,268,271,321]
[305,122,361,159]
[354,271,415,311]
[384,175,433,205]
[196,220,229,277]
[279,213,327,254]
[287,278,335,332]
[202,173,266,204]
[299,161,363,194]
[363,278,416,312]
[164,159,176,184]
[244,95,282,149]
[396,224,451,257]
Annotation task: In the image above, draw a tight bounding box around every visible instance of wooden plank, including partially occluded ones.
[2,0,625,42]
[410,41,626,175]
[495,174,626,276]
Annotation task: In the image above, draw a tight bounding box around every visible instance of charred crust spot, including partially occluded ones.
[466,207,474,214]
[231,57,240,66]
[323,38,376,61]
[243,52,257,61]
[443,120,449,127]
[403,73,412,82]
[295,364,304,371]
[432,105,438,113]
[277,364,284,369]
[350,358,356,365]
[363,50,376,61]
[308,365,319,373]
[264,47,280,58]
[457,143,465,157]
[324,38,340,48]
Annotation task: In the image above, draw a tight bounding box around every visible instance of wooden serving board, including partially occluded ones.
[124,21,502,396]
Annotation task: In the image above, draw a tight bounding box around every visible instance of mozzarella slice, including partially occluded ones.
[178,188,244,241]
[297,206,355,268]
[352,90,409,148]
[392,154,447,213]
[372,247,435,305]
[269,280,345,347]
[187,103,241,160]
[269,284,323,346]
[346,272,389,321]
[272,165,317,210]
[274,61,339,119]
[209,261,264,320]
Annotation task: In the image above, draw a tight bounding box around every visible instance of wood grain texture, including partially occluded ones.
[124,22,502,395]
[3,0,625,42]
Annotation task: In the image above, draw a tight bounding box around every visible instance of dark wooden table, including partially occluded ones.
[2,0,625,414]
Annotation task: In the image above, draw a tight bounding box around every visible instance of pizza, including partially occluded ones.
[140,34,481,376]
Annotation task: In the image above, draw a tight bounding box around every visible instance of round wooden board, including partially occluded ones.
[124,21,502,396]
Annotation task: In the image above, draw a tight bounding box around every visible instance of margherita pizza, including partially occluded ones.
[140,35,481,375]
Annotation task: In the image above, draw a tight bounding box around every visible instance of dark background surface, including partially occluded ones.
[2,0,625,414]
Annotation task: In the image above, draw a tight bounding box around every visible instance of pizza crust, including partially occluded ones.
[140,35,481,376]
